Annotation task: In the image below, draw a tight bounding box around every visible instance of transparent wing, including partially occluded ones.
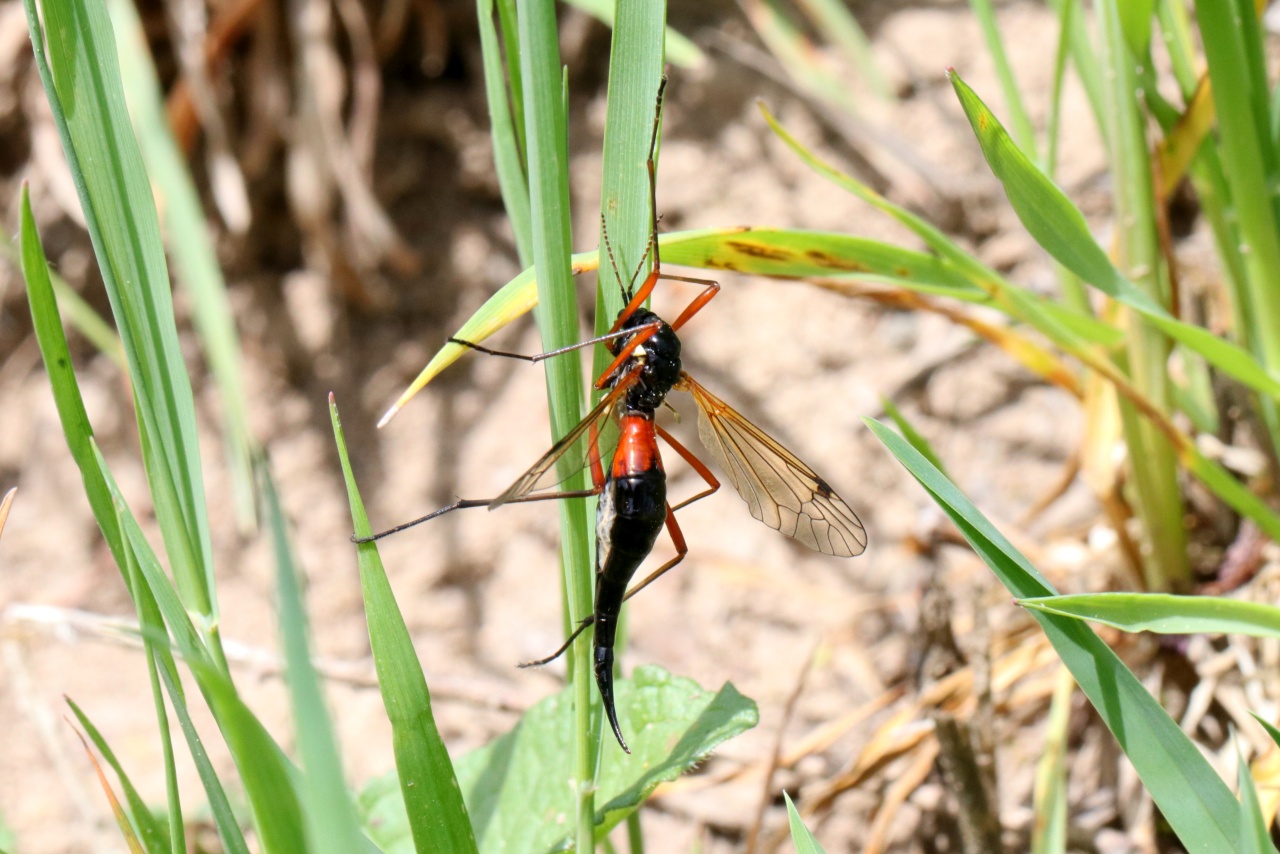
[678,373,867,557]
[489,369,636,508]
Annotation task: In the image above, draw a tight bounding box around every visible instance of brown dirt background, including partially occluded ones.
[0,0,1209,851]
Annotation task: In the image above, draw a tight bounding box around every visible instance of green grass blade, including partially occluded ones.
[101,459,251,854]
[1018,593,1280,637]
[66,699,170,854]
[794,0,886,98]
[18,185,127,571]
[1030,669,1072,854]
[866,418,1241,851]
[564,0,701,68]
[969,0,1035,153]
[261,467,368,853]
[379,225,1113,415]
[949,70,1280,400]
[1195,0,1280,403]
[26,0,219,642]
[784,792,826,854]
[331,396,478,854]
[108,0,257,531]
[595,2,666,329]
[879,396,948,478]
[516,1,599,845]
[1236,740,1276,854]
[477,0,532,264]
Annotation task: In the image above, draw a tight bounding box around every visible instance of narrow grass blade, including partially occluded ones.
[331,395,478,854]
[1,232,124,366]
[108,0,257,531]
[1018,593,1280,637]
[795,0,886,98]
[70,726,146,854]
[25,0,218,634]
[879,397,947,478]
[1031,668,1072,854]
[515,3,599,846]
[949,70,1280,400]
[564,0,702,68]
[866,418,1241,851]
[784,792,827,854]
[66,699,170,854]
[970,0,1035,153]
[261,467,367,853]
[1236,740,1277,854]
[378,225,1102,419]
[759,104,1124,349]
[19,185,127,571]
[477,0,532,264]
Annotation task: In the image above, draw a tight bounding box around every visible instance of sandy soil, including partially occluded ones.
[0,1,1141,851]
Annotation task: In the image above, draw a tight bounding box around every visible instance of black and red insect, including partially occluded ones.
[360,79,866,752]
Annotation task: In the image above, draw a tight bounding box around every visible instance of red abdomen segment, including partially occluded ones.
[612,413,664,479]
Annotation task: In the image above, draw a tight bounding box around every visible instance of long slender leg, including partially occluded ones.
[519,502,691,669]
[667,275,721,331]
[354,487,601,543]
[448,324,658,363]
[654,424,721,511]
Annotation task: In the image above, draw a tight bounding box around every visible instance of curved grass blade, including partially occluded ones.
[66,699,169,854]
[866,418,1241,851]
[70,726,146,854]
[758,102,1124,350]
[378,227,992,421]
[949,70,1280,399]
[1018,593,1280,637]
[331,395,478,854]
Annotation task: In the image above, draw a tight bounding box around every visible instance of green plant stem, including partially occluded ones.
[515,2,597,848]
[1098,0,1188,589]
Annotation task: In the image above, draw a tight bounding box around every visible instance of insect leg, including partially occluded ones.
[448,327,646,363]
[354,487,599,543]
[655,424,721,511]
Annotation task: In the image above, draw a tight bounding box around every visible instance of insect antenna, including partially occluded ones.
[600,213,632,302]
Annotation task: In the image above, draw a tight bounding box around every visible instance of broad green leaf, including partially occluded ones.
[867,418,1241,851]
[358,666,757,853]
[949,71,1280,400]
[784,792,827,854]
[1018,593,1280,637]
[331,396,477,854]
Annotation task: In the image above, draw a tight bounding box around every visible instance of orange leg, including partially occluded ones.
[655,424,721,511]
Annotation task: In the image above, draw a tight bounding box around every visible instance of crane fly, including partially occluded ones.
[358,78,866,752]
